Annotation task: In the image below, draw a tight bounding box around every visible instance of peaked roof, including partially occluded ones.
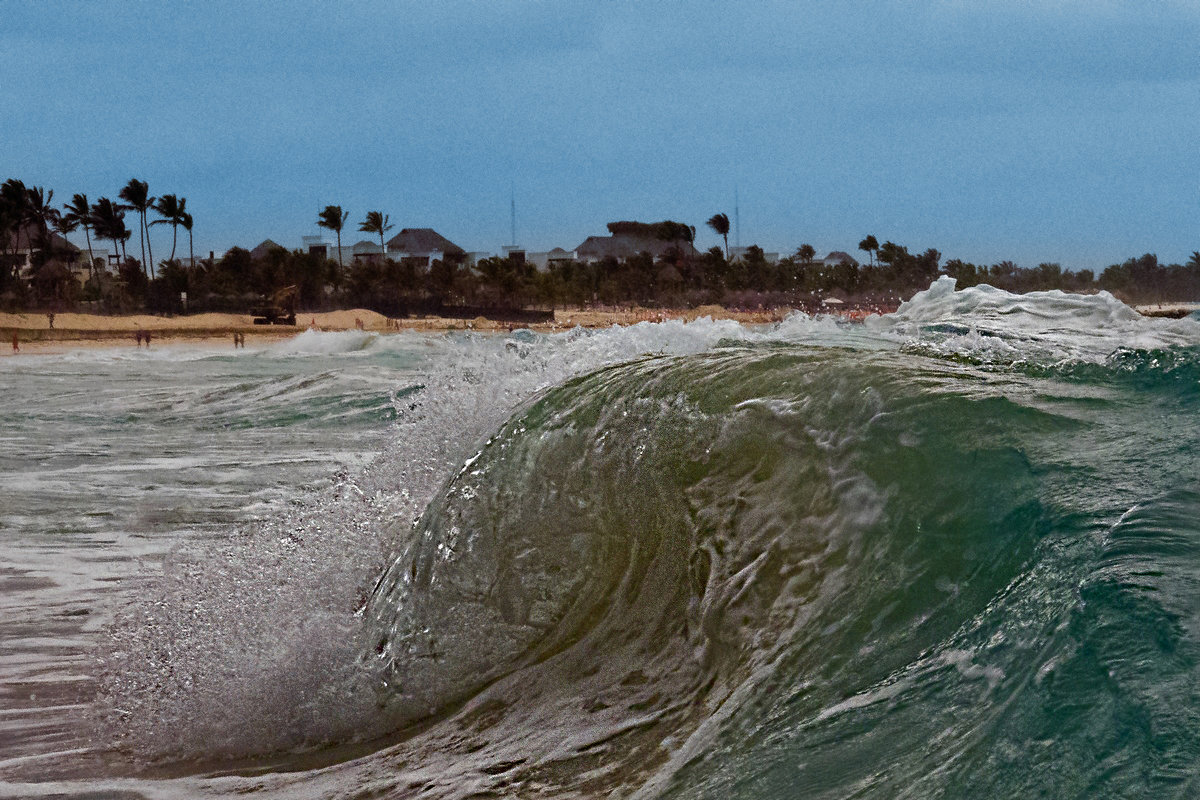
[351,239,382,252]
[385,228,465,256]
[823,251,859,265]
[575,233,699,260]
[250,239,286,259]
[0,222,79,253]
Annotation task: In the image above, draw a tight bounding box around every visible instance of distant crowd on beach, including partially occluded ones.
[8,327,259,353]
[131,329,249,348]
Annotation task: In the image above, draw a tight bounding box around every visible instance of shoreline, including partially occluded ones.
[0,305,824,355]
[3,298,1191,355]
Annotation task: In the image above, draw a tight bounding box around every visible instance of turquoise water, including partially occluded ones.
[2,279,1198,798]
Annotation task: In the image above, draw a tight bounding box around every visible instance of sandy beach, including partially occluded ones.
[5,299,1189,355]
[0,305,807,354]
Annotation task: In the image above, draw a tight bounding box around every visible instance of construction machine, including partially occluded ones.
[250,285,298,325]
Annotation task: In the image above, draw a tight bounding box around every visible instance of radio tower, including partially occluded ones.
[734,186,741,249]
[510,184,517,247]
[502,184,523,260]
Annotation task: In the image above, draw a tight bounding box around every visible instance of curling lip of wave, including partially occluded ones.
[82,279,1200,799]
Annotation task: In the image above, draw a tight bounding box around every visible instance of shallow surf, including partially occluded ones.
[2,278,1198,798]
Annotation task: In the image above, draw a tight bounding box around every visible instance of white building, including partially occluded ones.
[527,247,577,272]
[385,228,467,269]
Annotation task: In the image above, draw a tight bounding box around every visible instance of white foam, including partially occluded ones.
[267,328,379,356]
[87,284,1200,778]
[860,277,1200,364]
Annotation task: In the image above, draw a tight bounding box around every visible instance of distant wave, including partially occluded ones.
[268,328,381,356]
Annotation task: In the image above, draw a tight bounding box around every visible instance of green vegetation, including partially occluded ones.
[358,211,392,252]
[317,206,349,269]
[858,235,878,266]
[149,194,187,263]
[706,213,730,259]
[1,179,1197,317]
[62,194,95,279]
[119,179,154,278]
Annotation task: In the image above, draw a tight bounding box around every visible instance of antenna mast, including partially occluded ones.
[510,184,517,247]
[734,186,741,249]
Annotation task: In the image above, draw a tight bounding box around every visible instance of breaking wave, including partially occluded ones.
[91,279,1200,798]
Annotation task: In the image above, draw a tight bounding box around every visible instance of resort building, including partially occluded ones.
[302,236,373,265]
[178,253,215,269]
[385,228,467,269]
[249,239,286,260]
[574,231,700,265]
[301,235,350,265]
[351,240,384,262]
[729,245,780,264]
[821,251,859,268]
[301,229,467,268]
[1,222,100,282]
[526,247,576,272]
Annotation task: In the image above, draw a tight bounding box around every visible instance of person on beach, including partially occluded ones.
[144,330,151,346]
[47,313,54,329]
[135,330,143,347]
[11,333,18,353]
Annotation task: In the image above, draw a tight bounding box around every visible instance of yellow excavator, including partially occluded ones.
[250,285,298,325]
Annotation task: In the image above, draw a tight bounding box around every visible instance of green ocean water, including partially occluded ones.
[2,279,1199,798]
[367,341,1200,798]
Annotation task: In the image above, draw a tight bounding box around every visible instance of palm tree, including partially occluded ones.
[119,178,154,277]
[25,186,56,229]
[180,211,194,269]
[24,186,57,268]
[318,205,349,268]
[63,193,96,279]
[91,197,131,266]
[706,213,730,259]
[52,214,79,270]
[150,194,186,262]
[1,179,29,256]
[858,235,879,267]
[0,201,19,273]
[1189,251,1200,271]
[359,210,393,253]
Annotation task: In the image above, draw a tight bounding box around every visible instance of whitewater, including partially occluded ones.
[1,277,1198,798]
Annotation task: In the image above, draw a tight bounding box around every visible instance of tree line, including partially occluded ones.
[3,177,1198,314]
[1,177,195,308]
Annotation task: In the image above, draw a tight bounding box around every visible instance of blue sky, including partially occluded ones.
[2,1,1197,269]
